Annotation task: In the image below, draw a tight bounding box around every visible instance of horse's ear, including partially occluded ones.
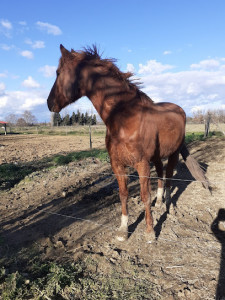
[71,49,78,55]
[60,44,70,57]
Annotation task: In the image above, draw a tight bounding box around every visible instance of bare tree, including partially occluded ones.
[22,110,37,125]
[16,118,27,127]
[193,110,204,124]
[6,113,18,125]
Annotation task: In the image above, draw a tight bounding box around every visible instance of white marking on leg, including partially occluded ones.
[157,187,164,202]
[155,187,164,208]
[119,214,128,230]
[116,214,128,242]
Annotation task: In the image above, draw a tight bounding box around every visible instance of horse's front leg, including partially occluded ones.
[136,161,155,242]
[112,163,129,242]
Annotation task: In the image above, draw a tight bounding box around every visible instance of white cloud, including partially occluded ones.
[0,82,6,91]
[0,72,7,78]
[22,76,40,88]
[139,60,174,75]
[0,44,14,50]
[20,50,34,59]
[126,63,135,73]
[0,19,13,38]
[0,95,7,108]
[19,21,27,26]
[32,40,45,49]
[0,85,47,119]
[138,58,225,114]
[163,50,172,55]
[0,19,12,30]
[20,95,46,109]
[190,59,220,70]
[39,65,56,78]
[36,21,62,35]
[25,39,45,49]
[17,21,29,33]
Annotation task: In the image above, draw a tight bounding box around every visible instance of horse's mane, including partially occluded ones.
[71,45,154,103]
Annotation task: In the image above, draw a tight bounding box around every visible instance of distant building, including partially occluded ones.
[0,121,8,135]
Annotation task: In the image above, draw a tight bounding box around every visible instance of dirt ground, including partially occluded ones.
[0,134,225,299]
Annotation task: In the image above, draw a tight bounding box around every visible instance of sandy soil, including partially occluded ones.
[0,134,225,299]
[0,134,105,164]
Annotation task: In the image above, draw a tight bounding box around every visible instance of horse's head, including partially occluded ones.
[47,44,82,112]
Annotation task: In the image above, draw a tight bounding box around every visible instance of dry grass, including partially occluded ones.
[186,123,225,133]
[2,123,225,136]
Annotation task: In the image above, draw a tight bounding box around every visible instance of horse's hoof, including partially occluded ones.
[145,231,155,243]
[116,231,128,242]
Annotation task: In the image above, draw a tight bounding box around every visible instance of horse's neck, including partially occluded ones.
[87,77,135,124]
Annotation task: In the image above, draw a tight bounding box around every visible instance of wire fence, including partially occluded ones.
[1,164,223,299]
[19,166,223,250]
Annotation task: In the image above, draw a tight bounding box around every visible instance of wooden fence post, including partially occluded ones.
[204,112,211,138]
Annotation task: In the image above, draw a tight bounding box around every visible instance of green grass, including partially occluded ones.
[185,130,223,143]
[51,148,109,166]
[0,148,109,190]
[0,163,36,189]
[0,239,158,298]
[0,252,159,300]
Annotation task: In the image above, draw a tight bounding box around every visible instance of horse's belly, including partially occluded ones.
[158,136,183,158]
[108,141,141,166]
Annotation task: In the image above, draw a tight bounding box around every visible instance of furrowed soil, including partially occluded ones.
[0,134,225,299]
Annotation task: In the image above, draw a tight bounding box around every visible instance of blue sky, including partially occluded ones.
[1,0,225,122]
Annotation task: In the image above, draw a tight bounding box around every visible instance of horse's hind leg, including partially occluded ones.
[112,163,129,242]
[154,160,164,207]
[165,151,179,206]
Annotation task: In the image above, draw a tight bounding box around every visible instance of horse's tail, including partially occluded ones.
[180,144,210,189]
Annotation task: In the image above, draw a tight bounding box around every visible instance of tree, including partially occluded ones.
[16,118,27,127]
[193,110,204,124]
[71,112,76,125]
[76,110,81,124]
[22,110,37,125]
[62,114,71,126]
[84,112,89,125]
[91,114,97,125]
[52,112,62,126]
[6,113,18,125]
[80,113,85,125]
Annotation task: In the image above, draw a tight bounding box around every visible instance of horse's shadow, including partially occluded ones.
[128,161,209,239]
[211,209,225,299]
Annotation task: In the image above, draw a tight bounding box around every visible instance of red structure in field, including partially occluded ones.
[0,121,7,135]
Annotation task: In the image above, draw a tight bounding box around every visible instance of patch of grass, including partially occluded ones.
[0,257,159,300]
[0,163,36,190]
[185,131,223,144]
[0,148,109,190]
[51,148,109,166]
[185,132,205,144]
[0,261,84,300]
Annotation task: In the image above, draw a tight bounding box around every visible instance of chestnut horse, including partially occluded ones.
[47,45,208,242]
